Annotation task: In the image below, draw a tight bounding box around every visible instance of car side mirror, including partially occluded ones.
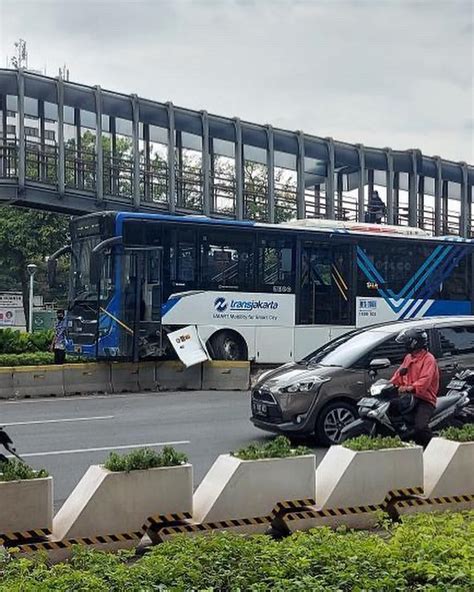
[90,251,102,285]
[369,358,391,370]
[47,258,57,288]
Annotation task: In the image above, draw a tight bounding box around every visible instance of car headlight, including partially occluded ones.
[280,378,330,394]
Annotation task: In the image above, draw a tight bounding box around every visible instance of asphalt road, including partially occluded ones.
[0,390,325,509]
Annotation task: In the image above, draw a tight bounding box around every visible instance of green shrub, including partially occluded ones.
[440,423,474,443]
[0,329,53,354]
[232,435,310,460]
[0,459,49,481]
[0,353,90,366]
[0,511,472,590]
[343,434,406,451]
[0,352,54,366]
[104,446,188,472]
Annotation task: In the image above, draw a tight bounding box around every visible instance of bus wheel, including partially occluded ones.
[209,331,247,361]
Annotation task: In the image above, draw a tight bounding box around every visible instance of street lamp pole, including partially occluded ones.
[26,263,37,333]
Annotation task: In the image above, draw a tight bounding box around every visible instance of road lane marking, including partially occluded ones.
[2,415,114,427]
[12,440,191,458]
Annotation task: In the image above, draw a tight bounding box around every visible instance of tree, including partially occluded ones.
[0,207,70,325]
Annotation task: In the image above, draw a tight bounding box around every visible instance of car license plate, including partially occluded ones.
[253,402,268,416]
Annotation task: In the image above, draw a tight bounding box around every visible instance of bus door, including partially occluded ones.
[131,246,163,362]
[299,241,353,325]
[116,247,163,361]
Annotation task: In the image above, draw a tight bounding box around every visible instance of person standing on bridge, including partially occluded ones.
[50,309,67,365]
[365,190,386,224]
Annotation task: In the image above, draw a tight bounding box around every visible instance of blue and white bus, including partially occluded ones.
[50,212,473,363]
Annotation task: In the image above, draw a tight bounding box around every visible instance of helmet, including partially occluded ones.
[395,327,428,353]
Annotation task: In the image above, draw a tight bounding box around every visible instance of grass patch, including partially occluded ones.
[232,435,310,460]
[104,446,187,472]
[440,423,474,443]
[0,511,472,591]
[343,434,406,451]
[0,459,49,481]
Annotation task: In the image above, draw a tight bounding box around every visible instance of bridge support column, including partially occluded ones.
[201,111,211,217]
[393,172,400,225]
[131,94,140,210]
[94,86,103,205]
[356,144,365,223]
[434,156,442,236]
[418,175,425,230]
[56,76,65,198]
[325,137,335,220]
[266,125,275,223]
[234,118,244,220]
[17,69,25,191]
[385,147,394,225]
[460,162,469,238]
[408,149,420,227]
[167,102,176,214]
[296,131,305,220]
[442,180,449,234]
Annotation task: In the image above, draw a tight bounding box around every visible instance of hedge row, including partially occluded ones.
[0,512,472,591]
[0,353,89,366]
[0,329,53,354]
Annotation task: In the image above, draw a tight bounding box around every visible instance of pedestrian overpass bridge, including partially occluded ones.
[0,68,472,235]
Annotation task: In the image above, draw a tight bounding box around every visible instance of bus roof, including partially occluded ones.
[106,211,473,244]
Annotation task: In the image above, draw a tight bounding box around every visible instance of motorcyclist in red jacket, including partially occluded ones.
[391,327,440,447]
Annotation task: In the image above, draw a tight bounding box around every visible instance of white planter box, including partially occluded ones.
[53,464,192,541]
[424,438,474,508]
[0,476,53,535]
[193,453,315,531]
[316,445,423,512]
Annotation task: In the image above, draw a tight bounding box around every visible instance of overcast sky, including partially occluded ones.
[1,0,472,162]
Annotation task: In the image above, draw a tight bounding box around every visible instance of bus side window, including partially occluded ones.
[200,231,255,291]
[168,229,197,293]
[258,237,295,293]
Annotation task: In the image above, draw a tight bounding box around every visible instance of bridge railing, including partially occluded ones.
[0,138,468,236]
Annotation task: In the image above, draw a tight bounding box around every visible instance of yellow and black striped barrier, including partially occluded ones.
[6,488,473,554]
[0,528,51,546]
[393,493,474,510]
[9,531,143,553]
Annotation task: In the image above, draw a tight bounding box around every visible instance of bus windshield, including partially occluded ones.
[70,237,100,302]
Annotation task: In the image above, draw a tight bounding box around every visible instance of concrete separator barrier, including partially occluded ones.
[138,362,157,391]
[0,367,14,399]
[53,464,193,546]
[314,444,424,528]
[192,453,316,534]
[202,361,250,391]
[63,363,111,395]
[0,360,251,398]
[13,365,65,398]
[110,362,140,394]
[156,361,201,390]
[0,476,53,538]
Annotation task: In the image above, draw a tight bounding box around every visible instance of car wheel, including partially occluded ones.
[315,401,358,446]
[209,331,247,361]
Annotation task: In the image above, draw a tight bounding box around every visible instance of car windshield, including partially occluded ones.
[302,328,395,368]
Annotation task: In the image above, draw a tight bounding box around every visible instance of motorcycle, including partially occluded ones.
[0,426,22,464]
[340,359,471,442]
[444,368,474,424]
